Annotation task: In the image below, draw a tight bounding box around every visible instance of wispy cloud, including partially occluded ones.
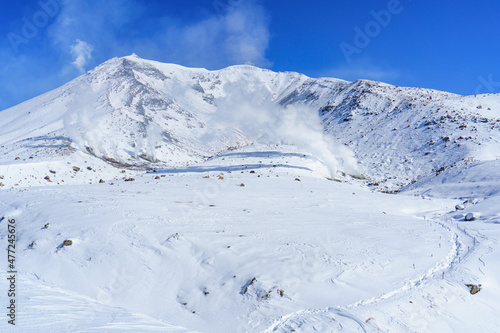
[70,39,93,73]
[0,0,272,111]
[49,0,270,69]
[174,1,270,67]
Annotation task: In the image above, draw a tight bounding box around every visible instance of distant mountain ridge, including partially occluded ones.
[1,54,499,192]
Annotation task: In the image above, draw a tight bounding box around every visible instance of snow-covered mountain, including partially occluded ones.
[1,54,499,193]
[1,56,500,332]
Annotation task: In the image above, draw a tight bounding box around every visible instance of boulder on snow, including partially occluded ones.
[466,284,481,295]
[242,277,256,294]
[62,240,73,247]
[465,213,475,221]
[455,204,465,211]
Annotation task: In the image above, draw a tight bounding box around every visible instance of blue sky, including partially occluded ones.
[1,0,500,111]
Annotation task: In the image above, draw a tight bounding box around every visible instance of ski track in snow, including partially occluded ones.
[262,209,481,333]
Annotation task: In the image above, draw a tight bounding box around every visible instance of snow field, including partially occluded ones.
[0,145,462,332]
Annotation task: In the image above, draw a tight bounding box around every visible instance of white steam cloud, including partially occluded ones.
[214,83,361,178]
[63,85,96,153]
[64,84,165,163]
[70,39,94,73]
[134,122,163,162]
[63,84,123,162]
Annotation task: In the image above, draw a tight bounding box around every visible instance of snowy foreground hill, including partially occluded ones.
[0,55,499,332]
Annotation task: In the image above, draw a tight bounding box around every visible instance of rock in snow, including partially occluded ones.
[465,212,476,221]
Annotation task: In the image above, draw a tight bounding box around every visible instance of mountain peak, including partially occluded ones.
[1,56,499,193]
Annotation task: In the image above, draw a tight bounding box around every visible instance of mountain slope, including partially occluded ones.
[275,77,500,191]
[0,54,499,193]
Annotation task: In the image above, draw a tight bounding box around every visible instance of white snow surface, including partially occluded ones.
[0,55,499,332]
